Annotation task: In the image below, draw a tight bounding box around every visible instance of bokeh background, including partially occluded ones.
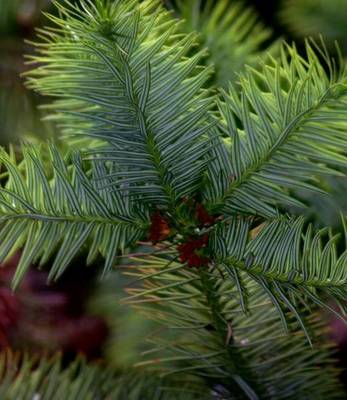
[1,0,347,386]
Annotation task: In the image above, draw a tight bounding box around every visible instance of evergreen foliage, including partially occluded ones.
[280,0,347,51]
[0,0,346,398]
[168,0,276,87]
[125,253,344,399]
[0,0,19,35]
[0,352,204,399]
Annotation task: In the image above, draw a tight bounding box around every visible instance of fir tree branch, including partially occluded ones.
[210,215,347,330]
[205,40,347,217]
[0,144,148,286]
[25,0,214,206]
[124,254,344,399]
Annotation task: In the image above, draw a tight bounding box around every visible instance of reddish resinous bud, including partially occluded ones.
[195,204,215,226]
[149,211,171,242]
[177,234,210,268]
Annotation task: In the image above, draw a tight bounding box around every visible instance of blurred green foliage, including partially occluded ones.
[168,0,277,88]
[0,0,51,36]
[280,0,347,51]
[88,269,155,368]
[0,0,53,145]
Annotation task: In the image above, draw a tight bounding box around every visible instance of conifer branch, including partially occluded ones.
[0,144,147,286]
[205,41,347,217]
[26,0,214,206]
[210,216,347,327]
[125,254,344,399]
